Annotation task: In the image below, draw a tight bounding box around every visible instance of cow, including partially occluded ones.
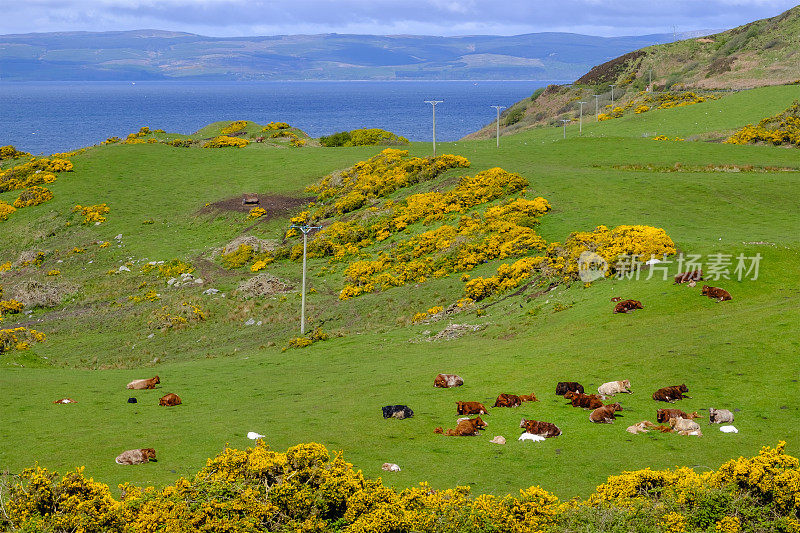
[382,405,414,419]
[159,393,182,407]
[444,417,487,436]
[709,408,735,424]
[613,300,643,314]
[589,403,623,423]
[652,384,690,402]
[656,409,699,423]
[598,380,632,396]
[626,420,656,434]
[702,285,732,302]
[52,398,77,404]
[555,382,584,396]
[570,394,604,410]
[456,401,488,415]
[519,418,562,438]
[127,376,160,390]
[669,417,701,434]
[434,374,464,388]
[493,394,522,408]
[519,393,539,403]
[674,270,703,284]
[610,297,622,302]
[115,448,157,465]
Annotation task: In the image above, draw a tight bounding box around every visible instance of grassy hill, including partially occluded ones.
[1,85,799,501]
[467,5,800,140]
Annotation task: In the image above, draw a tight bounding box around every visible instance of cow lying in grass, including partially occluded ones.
[674,270,703,284]
[159,393,182,407]
[456,401,488,415]
[669,417,702,435]
[555,382,584,396]
[589,403,623,423]
[434,374,464,388]
[652,384,690,402]
[709,408,735,423]
[564,391,604,409]
[519,419,561,438]
[598,380,632,396]
[493,393,537,407]
[127,375,160,390]
[656,409,699,423]
[382,405,414,419]
[115,448,157,465]
[437,417,487,436]
[613,300,643,314]
[702,285,732,302]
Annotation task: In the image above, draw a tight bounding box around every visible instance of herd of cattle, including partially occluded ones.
[113,376,180,464]
[381,374,735,441]
[613,270,732,314]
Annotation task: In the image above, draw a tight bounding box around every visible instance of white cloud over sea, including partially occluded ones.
[2,0,798,37]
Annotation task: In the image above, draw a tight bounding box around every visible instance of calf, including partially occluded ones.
[434,374,464,388]
[519,418,561,438]
[709,408,734,424]
[456,401,488,415]
[382,405,414,419]
[589,403,623,423]
[52,398,77,404]
[159,393,182,407]
[493,394,522,408]
[598,380,632,396]
[656,409,699,423]
[555,382,584,396]
[702,285,732,302]
[613,300,643,314]
[626,420,655,434]
[674,270,703,284]
[652,384,690,402]
[444,417,487,436]
[519,393,538,402]
[669,417,701,433]
[115,448,157,465]
[127,375,160,390]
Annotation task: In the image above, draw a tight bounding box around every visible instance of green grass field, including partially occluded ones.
[1,85,799,499]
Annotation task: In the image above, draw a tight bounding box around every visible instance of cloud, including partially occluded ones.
[1,0,797,37]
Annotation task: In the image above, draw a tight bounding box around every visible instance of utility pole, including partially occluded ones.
[490,105,506,147]
[578,101,587,134]
[424,100,443,157]
[610,84,616,105]
[290,223,321,335]
[593,94,600,121]
[560,119,570,139]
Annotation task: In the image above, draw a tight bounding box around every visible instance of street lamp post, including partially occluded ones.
[291,223,322,335]
[424,100,443,157]
[490,105,506,147]
[578,101,587,134]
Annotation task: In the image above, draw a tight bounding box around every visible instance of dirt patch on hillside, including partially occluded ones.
[236,274,294,298]
[197,194,313,218]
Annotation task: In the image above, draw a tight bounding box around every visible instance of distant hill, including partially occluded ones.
[465,5,800,139]
[0,29,698,81]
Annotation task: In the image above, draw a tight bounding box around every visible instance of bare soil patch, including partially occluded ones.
[197,194,313,218]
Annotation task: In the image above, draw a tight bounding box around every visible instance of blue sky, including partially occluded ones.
[3,0,799,37]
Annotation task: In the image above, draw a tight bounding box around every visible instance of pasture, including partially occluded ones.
[1,85,799,498]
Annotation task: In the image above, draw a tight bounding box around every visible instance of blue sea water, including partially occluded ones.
[0,80,561,155]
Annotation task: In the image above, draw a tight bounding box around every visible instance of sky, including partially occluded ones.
[2,0,799,37]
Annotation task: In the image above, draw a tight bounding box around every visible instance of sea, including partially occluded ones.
[0,80,562,155]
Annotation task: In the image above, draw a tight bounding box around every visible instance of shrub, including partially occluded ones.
[13,186,53,208]
[0,145,31,160]
[72,203,110,225]
[203,136,250,148]
[220,244,255,269]
[0,326,45,352]
[264,121,291,130]
[0,201,15,221]
[503,107,525,126]
[141,259,194,278]
[320,128,408,147]
[220,120,248,135]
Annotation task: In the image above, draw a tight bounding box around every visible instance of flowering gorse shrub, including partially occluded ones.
[0,201,15,221]
[220,120,249,135]
[150,302,207,330]
[248,207,267,219]
[128,290,161,303]
[0,157,71,193]
[320,128,410,147]
[72,203,110,225]
[203,136,250,148]
[13,186,53,208]
[0,145,31,160]
[141,259,194,278]
[0,327,45,353]
[725,101,800,146]
[288,328,330,349]
[264,121,291,130]
[221,244,255,269]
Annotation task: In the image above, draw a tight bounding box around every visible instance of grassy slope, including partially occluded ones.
[1,88,800,498]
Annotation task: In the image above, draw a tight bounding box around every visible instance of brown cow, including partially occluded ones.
[115,448,157,465]
[493,394,522,408]
[656,409,699,423]
[674,270,703,284]
[519,393,539,403]
[434,374,464,388]
[555,382,584,396]
[702,285,732,302]
[519,419,561,438]
[159,393,182,407]
[589,403,623,423]
[444,417,488,436]
[652,384,690,402]
[456,401,488,415]
[613,300,643,314]
[52,398,77,404]
[127,375,160,390]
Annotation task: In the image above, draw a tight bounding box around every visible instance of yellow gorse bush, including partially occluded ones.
[0,156,71,193]
[13,186,54,208]
[248,207,267,219]
[264,121,291,130]
[141,259,194,278]
[73,203,110,225]
[203,136,250,148]
[0,145,31,160]
[220,120,249,134]
[726,101,800,146]
[0,326,45,353]
[0,201,15,221]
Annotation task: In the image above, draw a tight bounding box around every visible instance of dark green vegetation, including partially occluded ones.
[0,29,685,81]
[319,128,409,147]
[469,5,800,140]
[1,84,799,499]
